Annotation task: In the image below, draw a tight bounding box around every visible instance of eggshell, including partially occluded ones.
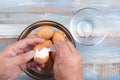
[42,56,53,70]
[42,40,53,48]
[37,26,54,39]
[26,34,38,39]
[52,32,66,42]
[33,44,49,64]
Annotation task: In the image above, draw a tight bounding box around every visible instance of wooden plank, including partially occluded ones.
[0,14,72,38]
[0,13,72,24]
[72,0,120,10]
[0,38,17,51]
[0,13,120,38]
[0,1,119,38]
[0,0,120,14]
[83,63,120,79]
[0,0,74,14]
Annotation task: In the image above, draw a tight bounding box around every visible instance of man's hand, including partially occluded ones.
[54,41,83,80]
[0,38,44,80]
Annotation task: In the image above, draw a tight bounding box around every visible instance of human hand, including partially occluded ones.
[0,38,44,80]
[54,41,83,80]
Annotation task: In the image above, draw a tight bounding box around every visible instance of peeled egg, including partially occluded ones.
[26,34,38,39]
[42,40,53,48]
[52,32,66,42]
[37,26,54,39]
[33,44,49,64]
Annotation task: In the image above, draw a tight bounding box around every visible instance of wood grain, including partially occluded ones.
[0,0,119,38]
[0,0,120,79]
[84,63,120,79]
[0,38,17,52]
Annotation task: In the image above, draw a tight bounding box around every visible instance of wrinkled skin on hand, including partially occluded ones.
[54,41,83,80]
[0,38,45,80]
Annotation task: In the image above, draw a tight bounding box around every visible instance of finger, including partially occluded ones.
[35,65,42,71]
[20,62,44,71]
[55,41,72,56]
[54,41,72,64]
[54,41,65,54]
[11,50,34,66]
[39,64,45,68]
[54,41,65,58]
[66,41,79,55]
[20,61,36,71]
[54,41,61,52]
[23,45,35,53]
[11,38,44,55]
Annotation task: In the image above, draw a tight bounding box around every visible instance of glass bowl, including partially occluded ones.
[70,8,107,46]
[18,20,75,80]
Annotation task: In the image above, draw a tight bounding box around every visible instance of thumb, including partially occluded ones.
[12,50,34,66]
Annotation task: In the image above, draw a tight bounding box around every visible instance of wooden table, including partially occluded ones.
[0,0,120,80]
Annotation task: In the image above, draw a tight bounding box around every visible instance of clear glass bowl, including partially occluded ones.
[70,8,107,46]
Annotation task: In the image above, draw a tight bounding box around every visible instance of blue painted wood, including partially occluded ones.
[0,0,120,80]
